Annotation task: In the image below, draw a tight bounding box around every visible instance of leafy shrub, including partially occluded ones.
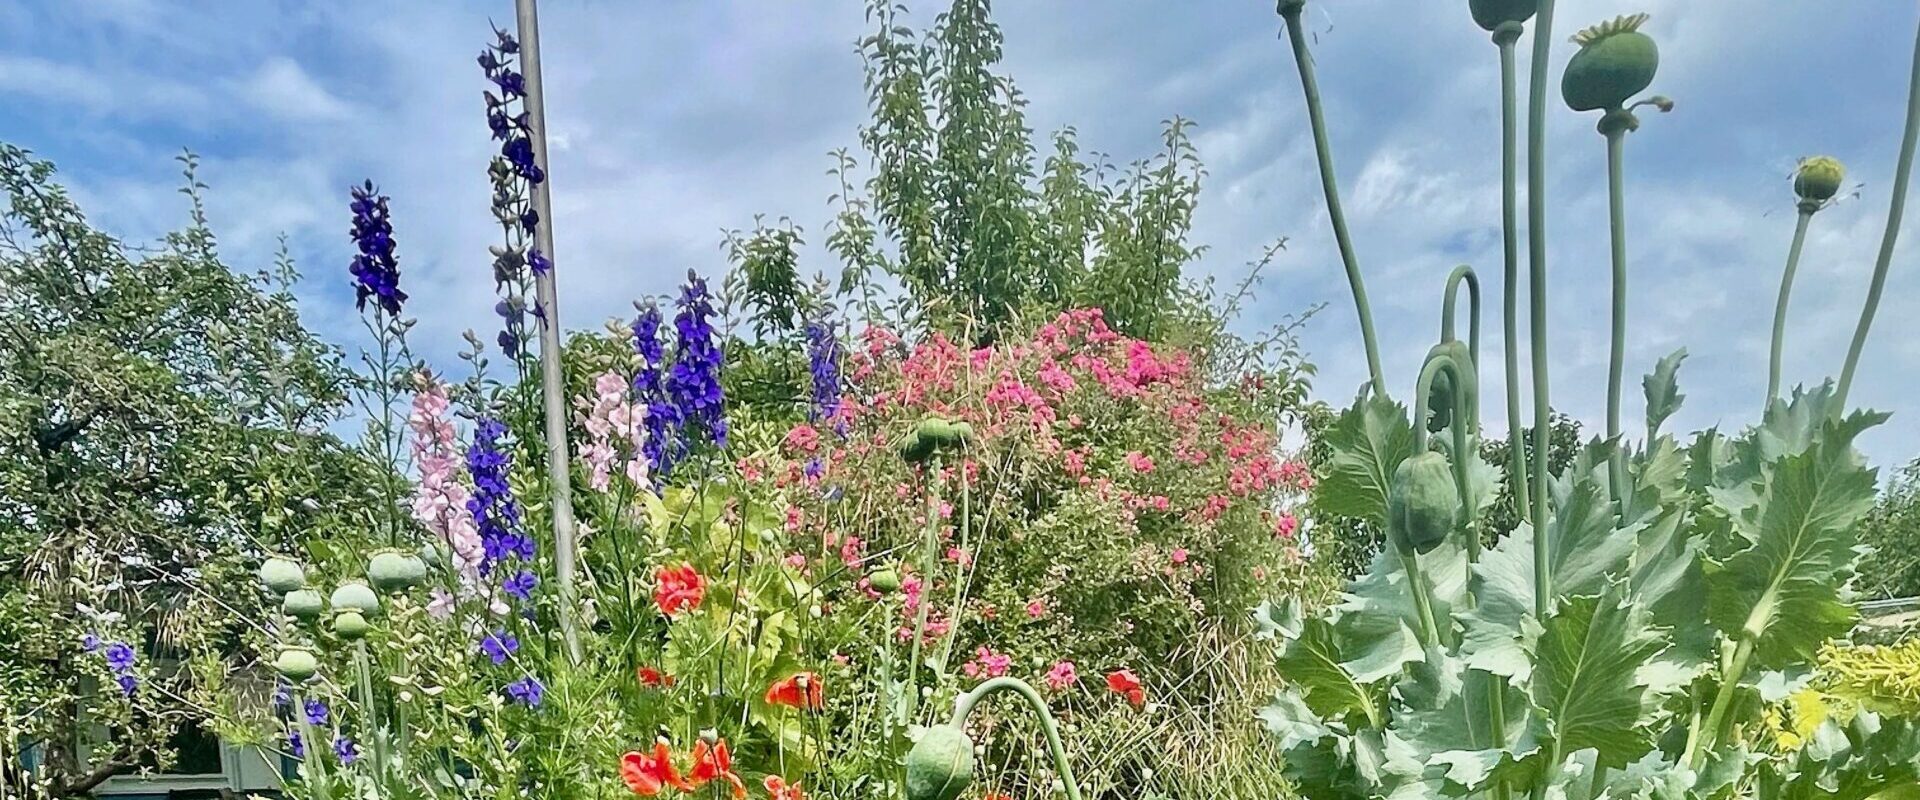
[1856,458,1920,600]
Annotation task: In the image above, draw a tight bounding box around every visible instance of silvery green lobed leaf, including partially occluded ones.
[1317,395,1417,527]
[1642,347,1688,439]
[1529,583,1672,771]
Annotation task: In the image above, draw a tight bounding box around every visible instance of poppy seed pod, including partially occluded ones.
[915,417,958,447]
[1794,156,1846,203]
[368,549,428,593]
[1387,452,1459,554]
[329,581,381,617]
[283,589,326,621]
[868,569,902,593]
[1469,0,1536,32]
[273,647,320,682]
[949,421,974,446]
[1562,14,1659,113]
[1276,0,1305,17]
[904,725,976,800]
[332,610,371,641]
[258,556,306,595]
[898,430,935,465]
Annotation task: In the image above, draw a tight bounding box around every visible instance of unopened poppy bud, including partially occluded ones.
[904,725,976,800]
[1388,452,1459,554]
[1794,156,1846,203]
[1562,14,1659,113]
[868,569,902,593]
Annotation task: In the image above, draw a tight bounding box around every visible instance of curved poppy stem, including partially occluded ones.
[949,678,1084,800]
[903,455,942,726]
[1765,206,1816,405]
[1441,265,1483,368]
[1279,2,1388,399]
[1836,13,1920,413]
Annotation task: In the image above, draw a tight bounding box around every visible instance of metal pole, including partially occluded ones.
[513,0,583,664]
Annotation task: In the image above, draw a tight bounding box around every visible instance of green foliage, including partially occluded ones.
[1856,457,1920,600]
[0,144,385,798]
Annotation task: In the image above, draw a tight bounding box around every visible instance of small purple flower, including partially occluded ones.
[287,731,305,758]
[304,699,329,727]
[504,570,538,601]
[81,633,101,653]
[346,182,407,316]
[528,248,552,276]
[333,737,359,765]
[115,674,139,696]
[273,682,292,709]
[479,631,519,666]
[505,676,544,707]
[805,318,842,424]
[102,642,135,673]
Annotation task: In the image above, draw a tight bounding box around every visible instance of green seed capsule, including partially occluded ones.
[368,549,428,593]
[1793,156,1846,203]
[1470,0,1537,32]
[283,589,326,621]
[1388,452,1460,554]
[332,611,371,641]
[330,581,381,617]
[258,556,307,595]
[274,647,320,682]
[868,569,902,593]
[1562,14,1659,113]
[949,421,974,446]
[916,417,958,447]
[904,725,976,800]
[899,431,935,465]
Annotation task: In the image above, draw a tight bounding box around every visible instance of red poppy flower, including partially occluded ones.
[763,775,807,800]
[689,739,747,799]
[654,563,707,617]
[764,672,824,710]
[638,666,675,688]
[1105,669,1145,708]
[620,741,691,796]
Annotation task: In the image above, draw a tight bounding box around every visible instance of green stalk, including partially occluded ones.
[1494,27,1532,528]
[1835,14,1920,412]
[1686,636,1755,770]
[903,456,942,726]
[1279,1,1387,398]
[1525,0,1557,626]
[294,689,330,800]
[1765,207,1815,405]
[1442,265,1483,367]
[1602,120,1631,501]
[353,641,390,790]
[948,678,1084,800]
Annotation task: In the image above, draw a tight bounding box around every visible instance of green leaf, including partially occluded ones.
[1392,648,1544,792]
[1275,616,1382,725]
[1317,395,1417,527]
[1706,410,1883,670]
[1643,347,1688,438]
[1258,690,1332,752]
[1335,540,1468,682]
[1254,597,1304,641]
[1530,584,1671,770]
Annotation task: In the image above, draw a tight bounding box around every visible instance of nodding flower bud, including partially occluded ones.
[904,725,977,800]
[1387,452,1460,554]
[1469,0,1537,32]
[259,556,307,595]
[1794,156,1847,204]
[1562,13,1659,113]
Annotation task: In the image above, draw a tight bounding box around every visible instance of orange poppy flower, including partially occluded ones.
[764,672,824,710]
[654,564,707,617]
[763,775,807,800]
[1105,669,1145,708]
[638,665,675,688]
[689,739,747,799]
[620,741,691,796]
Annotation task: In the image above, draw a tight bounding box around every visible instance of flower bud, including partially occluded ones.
[904,725,976,800]
[1562,14,1659,113]
[283,589,326,622]
[1793,156,1846,203]
[330,581,381,617]
[1387,452,1459,554]
[368,549,428,593]
[274,647,319,682]
[259,556,306,595]
[332,610,371,641]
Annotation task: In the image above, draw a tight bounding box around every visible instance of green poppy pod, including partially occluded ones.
[915,417,958,447]
[283,589,325,621]
[1388,452,1460,554]
[1562,14,1659,113]
[1794,156,1846,203]
[273,647,320,682]
[329,581,381,617]
[258,556,306,595]
[949,421,974,446]
[1469,0,1536,32]
[332,610,371,641]
[904,725,976,800]
[868,569,902,593]
[367,549,428,593]
[898,430,935,465]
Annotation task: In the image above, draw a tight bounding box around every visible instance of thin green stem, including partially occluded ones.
[1495,30,1531,530]
[1687,636,1755,770]
[1835,13,1920,412]
[1441,265,1483,368]
[948,678,1084,800]
[903,456,941,726]
[1765,208,1815,405]
[1280,5,1387,398]
[1603,125,1630,502]
[1526,0,1557,626]
[353,641,389,791]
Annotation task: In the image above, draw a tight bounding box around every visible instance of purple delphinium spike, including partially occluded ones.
[347,182,406,316]
[666,271,727,450]
[505,676,544,707]
[804,317,842,425]
[632,303,682,479]
[477,24,547,359]
[465,418,531,575]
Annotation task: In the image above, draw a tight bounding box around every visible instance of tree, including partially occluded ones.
[1857,457,1920,600]
[0,145,385,799]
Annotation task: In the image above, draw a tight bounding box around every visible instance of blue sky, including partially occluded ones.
[4,1,1919,469]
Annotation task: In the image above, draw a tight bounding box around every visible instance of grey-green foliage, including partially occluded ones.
[1855,457,1920,600]
[823,0,1206,341]
[0,145,386,798]
[1261,375,1920,798]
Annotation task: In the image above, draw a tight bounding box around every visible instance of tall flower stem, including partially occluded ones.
[1494,24,1531,527]
[511,0,583,663]
[353,641,390,788]
[1525,0,1558,633]
[293,689,330,800]
[1278,1,1387,398]
[1835,13,1920,413]
[1441,265,1482,367]
[948,678,1084,800]
[903,455,942,727]
[1602,119,1631,500]
[1765,207,1816,404]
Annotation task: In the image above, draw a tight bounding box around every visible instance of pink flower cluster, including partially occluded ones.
[576,370,649,492]
[408,375,482,583]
